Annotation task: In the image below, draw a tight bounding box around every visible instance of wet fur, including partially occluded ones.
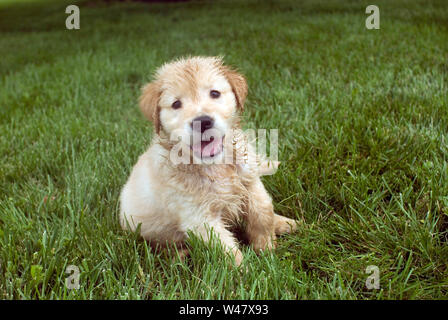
[120,56,298,265]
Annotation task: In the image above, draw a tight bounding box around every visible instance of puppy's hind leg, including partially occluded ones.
[244,178,277,252]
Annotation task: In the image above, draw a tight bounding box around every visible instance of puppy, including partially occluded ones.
[120,56,298,265]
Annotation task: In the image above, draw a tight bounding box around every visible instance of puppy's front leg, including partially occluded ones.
[245,178,276,251]
[192,218,243,266]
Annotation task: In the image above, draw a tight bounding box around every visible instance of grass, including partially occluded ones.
[0,0,447,299]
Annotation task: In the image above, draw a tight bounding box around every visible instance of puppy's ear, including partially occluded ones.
[139,81,161,134]
[223,67,248,110]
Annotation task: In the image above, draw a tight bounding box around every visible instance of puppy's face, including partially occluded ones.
[139,57,247,161]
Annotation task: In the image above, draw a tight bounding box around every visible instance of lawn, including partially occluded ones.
[0,0,447,299]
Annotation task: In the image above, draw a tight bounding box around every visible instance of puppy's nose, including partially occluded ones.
[191,115,215,133]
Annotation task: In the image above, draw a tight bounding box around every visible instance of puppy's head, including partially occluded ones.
[139,56,247,161]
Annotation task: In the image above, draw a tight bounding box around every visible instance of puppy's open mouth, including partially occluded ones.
[191,135,225,159]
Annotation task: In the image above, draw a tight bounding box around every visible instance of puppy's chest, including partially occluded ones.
[203,165,247,192]
[208,175,242,195]
[203,173,248,220]
[175,166,249,217]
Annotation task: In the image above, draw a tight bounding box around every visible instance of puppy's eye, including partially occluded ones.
[172,100,182,109]
[210,90,221,99]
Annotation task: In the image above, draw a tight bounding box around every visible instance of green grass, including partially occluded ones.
[1,0,447,299]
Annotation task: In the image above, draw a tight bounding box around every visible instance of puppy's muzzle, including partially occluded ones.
[191,115,214,133]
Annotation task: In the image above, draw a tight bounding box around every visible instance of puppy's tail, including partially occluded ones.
[258,160,280,176]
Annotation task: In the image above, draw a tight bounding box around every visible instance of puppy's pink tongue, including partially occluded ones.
[202,137,223,157]
[193,137,223,158]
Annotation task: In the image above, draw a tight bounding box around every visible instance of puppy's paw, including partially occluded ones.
[170,247,190,263]
[231,248,244,267]
[274,214,300,235]
[250,233,277,252]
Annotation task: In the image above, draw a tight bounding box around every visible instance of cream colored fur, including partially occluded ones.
[120,56,298,266]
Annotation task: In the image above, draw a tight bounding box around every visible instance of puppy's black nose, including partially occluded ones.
[191,115,214,133]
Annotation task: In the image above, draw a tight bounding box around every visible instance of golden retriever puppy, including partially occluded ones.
[120,56,298,265]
